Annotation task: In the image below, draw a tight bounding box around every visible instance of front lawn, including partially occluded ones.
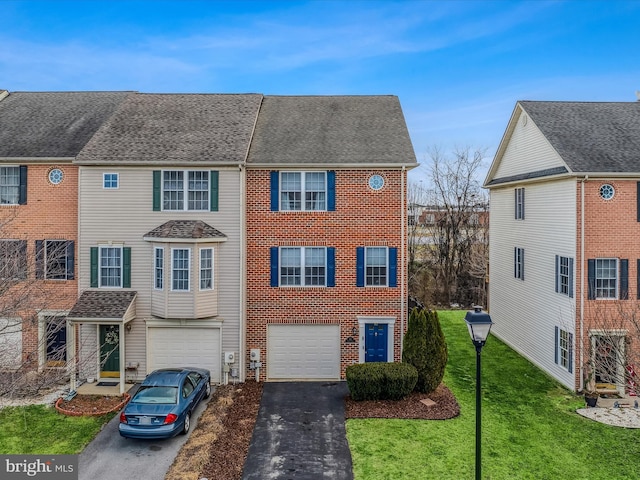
[0,404,113,454]
[346,310,640,479]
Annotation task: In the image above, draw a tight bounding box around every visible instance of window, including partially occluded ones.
[172,248,190,291]
[514,247,524,280]
[595,258,617,299]
[0,166,24,205]
[162,171,209,211]
[36,240,74,280]
[555,255,573,297]
[356,247,398,287]
[100,247,123,287]
[555,327,573,373]
[200,248,213,290]
[154,247,164,290]
[270,171,335,212]
[270,247,335,287]
[0,240,27,280]
[103,173,119,189]
[90,246,130,288]
[515,187,525,220]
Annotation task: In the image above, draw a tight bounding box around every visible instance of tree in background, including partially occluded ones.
[408,146,489,308]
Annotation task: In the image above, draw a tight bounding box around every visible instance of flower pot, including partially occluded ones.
[585,395,598,408]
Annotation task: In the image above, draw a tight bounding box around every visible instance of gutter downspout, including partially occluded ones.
[580,175,587,390]
[401,165,406,356]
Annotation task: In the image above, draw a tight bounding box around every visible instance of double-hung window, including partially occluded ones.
[200,248,213,290]
[100,246,122,287]
[514,247,524,280]
[588,258,626,299]
[36,240,74,280]
[554,327,573,373]
[515,187,525,220]
[555,255,573,297]
[280,172,326,211]
[172,248,190,291]
[154,247,164,290]
[163,171,209,211]
[356,246,398,287]
[0,166,26,205]
[270,246,335,287]
[0,240,27,280]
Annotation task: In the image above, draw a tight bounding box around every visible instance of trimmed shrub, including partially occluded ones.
[346,362,418,401]
[402,307,428,390]
[422,309,448,393]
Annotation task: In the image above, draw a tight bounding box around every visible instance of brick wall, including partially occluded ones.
[246,169,406,380]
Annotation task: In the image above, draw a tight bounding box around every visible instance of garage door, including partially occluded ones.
[148,327,221,383]
[267,324,340,380]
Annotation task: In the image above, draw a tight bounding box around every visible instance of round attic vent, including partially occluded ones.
[599,184,615,200]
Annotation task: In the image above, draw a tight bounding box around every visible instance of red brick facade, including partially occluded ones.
[246,169,407,380]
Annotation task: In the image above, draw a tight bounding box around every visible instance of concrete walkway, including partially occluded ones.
[242,382,353,480]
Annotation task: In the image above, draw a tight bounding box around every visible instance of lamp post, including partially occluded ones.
[465,306,493,480]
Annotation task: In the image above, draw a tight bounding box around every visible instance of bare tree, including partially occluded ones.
[409,146,489,308]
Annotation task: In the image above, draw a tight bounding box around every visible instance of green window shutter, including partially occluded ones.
[210,171,219,211]
[90,247,98,287]
[153,171,161,211]
[123,247,132,288]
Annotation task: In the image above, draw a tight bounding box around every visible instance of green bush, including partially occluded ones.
[346,362,418,401]
[402,307,428,390]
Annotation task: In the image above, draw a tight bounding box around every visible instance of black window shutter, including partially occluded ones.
[555,255,559,293]
[587,259,595,299]
[568,332,574,374]
[270,171,279,211]
[90,247,98,287]
[123,247,131,288]
[554,326,559,365]
[389,247,397,287]
[270,247,279,287]
[620,259,629,300]
[327,247,335,287]
[637,259,640,299]
[568,258,574,298]
[637,182,640,222]
[19,166,27,205]
[356,247,365,287]
[152,171,161,211]
[66,241,75,280]
[210,171,219,211]
[327,171,336,211]
[35,240,44,279]
[514,189,518,218]
[522,189,525,219]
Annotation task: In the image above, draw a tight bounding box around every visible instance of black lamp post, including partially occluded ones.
[465,306,493,480]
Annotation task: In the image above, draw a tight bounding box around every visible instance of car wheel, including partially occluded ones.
[182,413,191,435]
[205,382,211,398]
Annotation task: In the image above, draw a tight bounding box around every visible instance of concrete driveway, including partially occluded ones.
[78,390,210,480]
[242,381,353,480]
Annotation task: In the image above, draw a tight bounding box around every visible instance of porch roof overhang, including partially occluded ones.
[66,290,137,324]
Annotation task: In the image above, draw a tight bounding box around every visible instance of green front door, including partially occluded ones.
[100,325,120,377]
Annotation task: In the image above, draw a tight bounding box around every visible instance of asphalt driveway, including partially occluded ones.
[242,381,353,480]
[78,388,210,480]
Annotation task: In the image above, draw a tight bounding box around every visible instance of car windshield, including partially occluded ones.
[131,386,178,404]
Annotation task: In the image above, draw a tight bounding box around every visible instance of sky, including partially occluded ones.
[1,0,639,183]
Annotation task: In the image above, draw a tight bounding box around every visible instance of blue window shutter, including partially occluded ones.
[327,171,336,211]
[587,259,595,299]
[554,326,559,365]
[123,247,131,288]
[35,240,44,279]
[66,241,75,280]
[388,247,397,287]
[356,247,365,287]
[270,171,279,211]
[568,332,574,374]
[555,255,559,293]
[210,171,219,211]
[568,258,574,298]
[620,259,629,299]
[270,247,279,287]
[19,165,27,205]
[90,247,98,287]
[327,247,335,287]
[153,171,161,211]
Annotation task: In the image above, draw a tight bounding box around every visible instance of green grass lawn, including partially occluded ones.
[347,310,640,479]
[0,404,113,454]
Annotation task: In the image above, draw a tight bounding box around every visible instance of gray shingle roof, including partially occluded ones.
[76,93,263,165]
[520,101,640,173]
[246,95,417,165]
[67,290,137,320]
[0,91,131,158]
[143,220,226,239]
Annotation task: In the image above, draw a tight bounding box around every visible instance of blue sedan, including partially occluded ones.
[119,367,211,439]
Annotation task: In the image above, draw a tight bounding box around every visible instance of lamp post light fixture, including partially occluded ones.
[465,306,494,480]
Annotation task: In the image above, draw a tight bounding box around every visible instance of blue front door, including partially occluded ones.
[365,323,388,362]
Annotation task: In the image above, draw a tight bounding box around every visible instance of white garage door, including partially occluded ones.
[148,327,221,383]
[267,324,340,380]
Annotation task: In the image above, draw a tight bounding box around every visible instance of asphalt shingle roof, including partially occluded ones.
[247,95,417,165]
[520,101,640,173]
[76,93,263,164]
[67,291,137,320]
[0,91,131,158]
[143,220,226,239]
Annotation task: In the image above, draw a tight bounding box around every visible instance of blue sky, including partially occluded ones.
[1,0,639,181]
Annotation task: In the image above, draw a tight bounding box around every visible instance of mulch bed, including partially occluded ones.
[55,394,130,416]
